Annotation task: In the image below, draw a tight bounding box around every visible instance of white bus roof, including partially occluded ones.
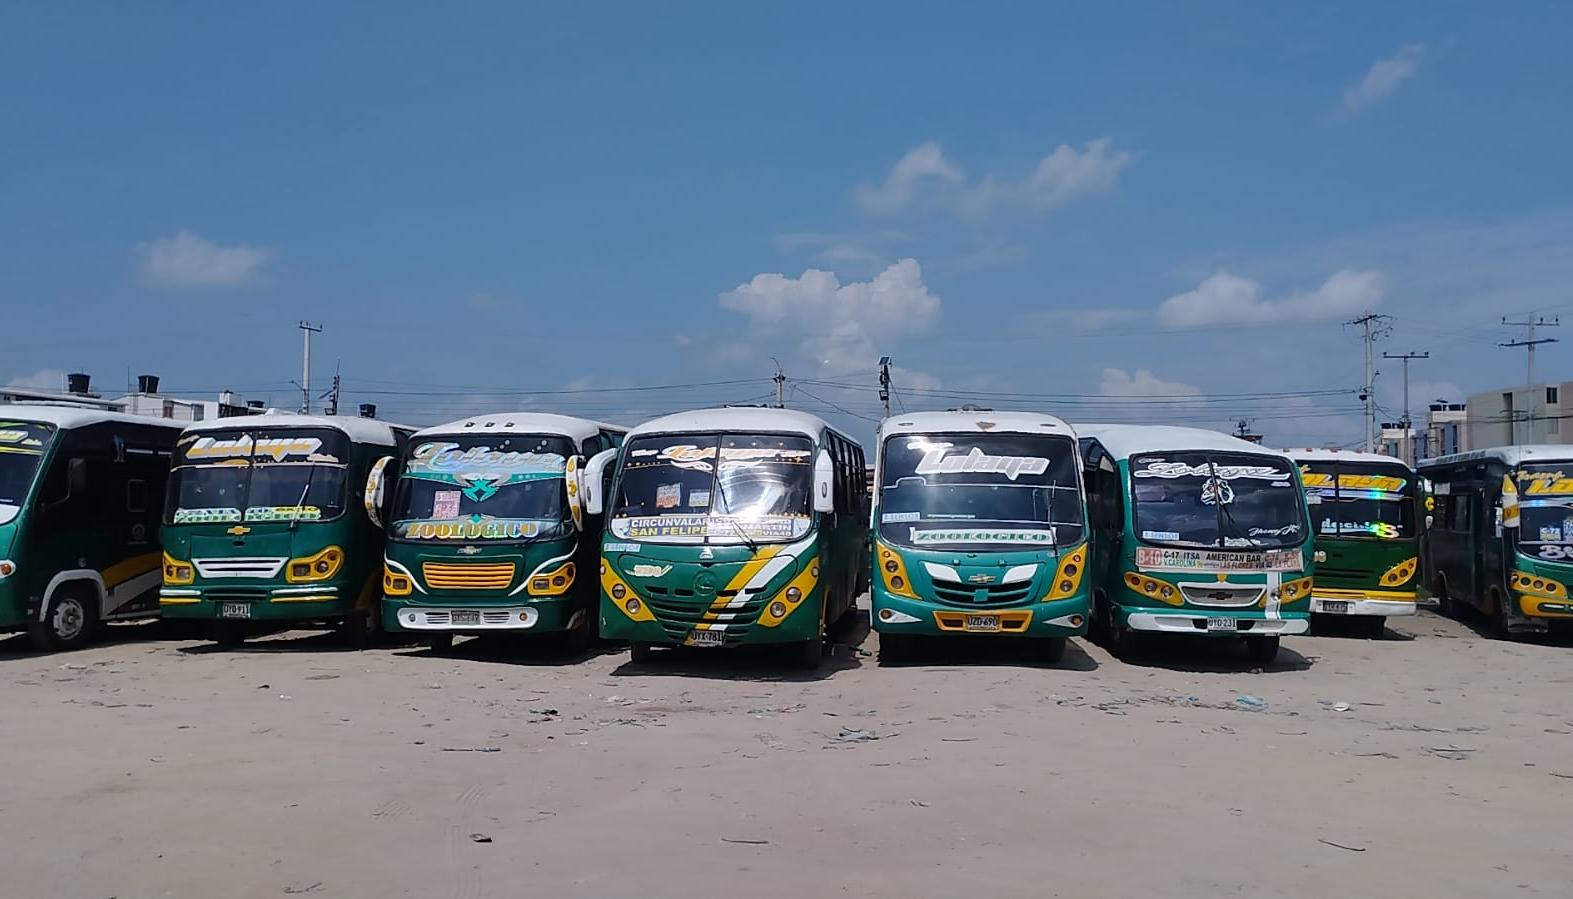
[1421,445,1573,469]
[1078,424,1294,462]
[413,412,625,443]
[1287,447,1412,468]
[181,412,408,446]
[627,407,840,442]
[879,410,1077,438]
[0,404,186,432]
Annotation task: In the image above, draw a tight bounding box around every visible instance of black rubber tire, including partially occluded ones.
[878,632,916,665]
[338,609,379,650]
[1433,576,1454,617]
[1362,616,1387,639]
[211,620,245,648]
[428,633,455,653]
[1246,635,1280,664]
[29,588,96,652]
[559,611,593,656]
[1036,636,1067,665]
[1491,590,1514,640]
[629,641,656,664]
[794,636,823,670]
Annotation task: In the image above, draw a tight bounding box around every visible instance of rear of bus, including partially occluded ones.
[1293,450,1420,635]
[869,412,1089,663]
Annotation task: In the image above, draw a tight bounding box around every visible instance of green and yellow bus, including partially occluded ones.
[1289,448,1420,636]
[1421,445,1573,638]
[160,413,412,646]
[869,410,1089,664]
[1078,425,1314,664]
[588,407,867,668]
[374,413,625,652]
[0,406,183,650]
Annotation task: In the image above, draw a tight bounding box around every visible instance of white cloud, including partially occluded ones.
[140,231,273,287]
[719,258,940,375]
[1156,269,1384,330]
[1097,368,1202,399]
[5,368,66,391]
[1342,44,1424,114]
[856,139,1133,217]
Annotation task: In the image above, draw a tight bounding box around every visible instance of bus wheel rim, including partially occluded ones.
[53,598,85,640]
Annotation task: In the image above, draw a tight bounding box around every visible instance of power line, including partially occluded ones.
[1348,312,1392,452]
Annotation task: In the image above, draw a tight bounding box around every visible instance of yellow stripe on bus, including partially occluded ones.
[699,546,786,624]
[101,552,161,588]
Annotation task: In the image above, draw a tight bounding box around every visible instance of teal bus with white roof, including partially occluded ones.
[869,410,1090,663]
[373,413,625,651]
[1079,425,1314,664]
[587,407,867,668]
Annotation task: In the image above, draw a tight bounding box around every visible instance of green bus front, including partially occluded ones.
[1504,464,1573,625]
[599,432,862,664]
[1300,460,1420,629]
[869,431,1090,660]
[382,434,595,644]
[1096,451,1313,661]
[160,426,387,639]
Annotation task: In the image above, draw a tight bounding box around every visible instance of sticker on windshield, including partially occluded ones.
[883,511,921,524]
[1134,461,1291,483]
[1141,529,1180,541]
[629,444,811,473]
[1541,525,1561,542]
[396,518,544,540]
[431,490,461,520]
[909,528,1056,546]
[604,542,642,553]
[185,435,332,463]
[655,483,682,510]
[615,514,808,541]
[689,489,711,508]
[911,444,1050,482]
[1200,477,1235,506]
[173,507,244,524]
[1321,520,1399,538]
[1136,547,1301,572]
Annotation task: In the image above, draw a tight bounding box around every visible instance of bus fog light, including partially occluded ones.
[769,601,787,618]
[519,611,530,621]
[878,608,893,621]
[624,598,641,615]
[405,613,416,624]
[0,560,14,579]
[1070,615,1083,627]
[785,586,802,603]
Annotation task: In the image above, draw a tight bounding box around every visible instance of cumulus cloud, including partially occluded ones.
[1156,269,1384,330]
[1098,368,1202,399]
[140,231,273,287]
[1342,44,1424,114]
[855,139,1133,217]
[5,369,67,391]
[719,258,940,375]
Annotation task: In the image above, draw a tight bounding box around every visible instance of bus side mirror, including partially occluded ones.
[364,455,393,529]
[582,449,618,516]
[813,450,835,515]
[565,455,585,531]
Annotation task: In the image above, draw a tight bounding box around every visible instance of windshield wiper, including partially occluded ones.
[711,468,761,554]
[1209,459,1265,550]
[288,464,319,533]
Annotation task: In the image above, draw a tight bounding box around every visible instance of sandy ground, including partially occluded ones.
[2,606,1570,899]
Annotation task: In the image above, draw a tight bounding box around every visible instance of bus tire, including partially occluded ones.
[428,633,454,653]
[212,620,245,648]
[794,636,823,670]
[560,611,593,656]
[1433,575,1454,617]
[1362,616,1387,639]
[878,632,916,664]
[1490,590,1514,640]
[1036,636,1067,665]
[338,609,379,650]
[629,641,657,664]
[1246,635,1280,664]
[29,586,97,652]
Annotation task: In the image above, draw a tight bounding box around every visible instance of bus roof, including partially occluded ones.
[1078,424,1294,462]
[627,407,838,442]
[413,412,626,443]
[879,410,1076,438]
[1286,447,1412,468]
[0,404,186,432]
[1421,445,1573,470]
[181,412,408,446]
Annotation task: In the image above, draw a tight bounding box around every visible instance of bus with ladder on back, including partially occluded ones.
[0,406,183,651]
[371,413,625,652]
[1288,447,1421,637]
[159,412,413,646]
[868,410,1090,664]
[585,407,867,668]
[1421,445,1573,638]
[1078,425,1315,664]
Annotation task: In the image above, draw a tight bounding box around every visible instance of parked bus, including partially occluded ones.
[1289,448,1420,636]
[586,407,867,668]
[0,406,183,650]
[1078,425,1314,663]
[1420,445,1573,638]
[373,413,625,651]
[160,413,412,646]
[868,410,1089,663]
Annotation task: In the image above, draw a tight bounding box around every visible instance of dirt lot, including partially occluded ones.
[2,608,1570,898]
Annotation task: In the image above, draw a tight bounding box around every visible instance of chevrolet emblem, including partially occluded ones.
[457,545,482,556]
[226,526,250,536]
[968,573,997,585]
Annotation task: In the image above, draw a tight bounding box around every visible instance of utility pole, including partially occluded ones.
[771,357,785,409]
[1501,316,1560,444]
[298,321,322,414]
[878,356,892,419]
[323,361,342,417]
[1349,312,1391,452]
[1383,350,1429,463]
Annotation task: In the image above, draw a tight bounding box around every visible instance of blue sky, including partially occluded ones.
[4,3,1572,445]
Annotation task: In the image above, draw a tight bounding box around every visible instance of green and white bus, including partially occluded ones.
[160,413,412,646]
[869,410,1089,664]
[1289,448,1420,636]
[0,406,183,650]
[587,407,867,668]
[1421,445,1573,637]
[374,413,625,652]
[1078,425,1314,664]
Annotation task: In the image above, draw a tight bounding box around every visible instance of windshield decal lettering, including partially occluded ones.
[655,483,682,509]
[908,527,1056,546]
[1135,461,1291,483]
[1520,471,1573,496]
[615,514,809,541]
[396,517,544,541]
[629,444,811,473]
[912,444,1050,482]
[186,435,331,463]
[172,505,323,524]
[1136,547,1301,572]
[1249,524,1301,537]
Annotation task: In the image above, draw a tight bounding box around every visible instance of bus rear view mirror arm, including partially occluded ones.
[814,449,835,515]
[582,448,619,517]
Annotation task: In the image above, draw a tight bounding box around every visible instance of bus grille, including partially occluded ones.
[930,580,1034,607]
[194,557,287,579]
[422,562,516,590]
[1178,583,1264,608]
[645,594,767,642]
[1313,565,1367,581]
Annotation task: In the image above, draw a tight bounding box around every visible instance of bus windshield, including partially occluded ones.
[1301,461,1415,540]
[1514,462,1573,557]
[877,433,1083,550]
[166,427,350,524]
[1130,451,1305,549]
[610,433,814,544]
[392,434,574,543]
[0,421,55,526]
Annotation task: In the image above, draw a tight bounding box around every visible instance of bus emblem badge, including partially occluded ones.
[968,574,996,584]
[227,526,250,536]
[458,546,482,555]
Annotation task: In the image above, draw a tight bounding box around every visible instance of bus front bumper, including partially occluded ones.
[158,587,352,620]
[1310,591,1418,617]
[872,593,1090,638]
[1125,612,1309,636]
[384,597,582,633]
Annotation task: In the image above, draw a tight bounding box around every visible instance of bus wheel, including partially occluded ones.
[1036,636,1067,665]
[794,637,823,670]
[629,641,657,664]
[560,611,593,656]
[338,610,379,649]
[1245,635,1280,665]
[211,620,245,648]
[878,632,916,664]
[1491,591,1514,640]
[428,633,455,653]
[1362,616,1387,639]
[1433,576,1454,617]
[29,587,97,652]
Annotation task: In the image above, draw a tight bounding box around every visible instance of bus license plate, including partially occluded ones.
[689,629,725,647]
[1206,617,1237,632]
[1320,601,1350,614]
[219,603,251,619]
[965,614,1001,632]
[451,610,480,626]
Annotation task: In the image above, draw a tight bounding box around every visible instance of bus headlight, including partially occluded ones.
[529,562,576,596]
[287,547,343,583]
[876,543,918,599]
[1044,545,1087,601]
[769,601,788,618]
[383,564,413,596]
[0,559,14,580]
[785,586,802,604]
[1379,557,1419,588]
[162,552,194,585]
